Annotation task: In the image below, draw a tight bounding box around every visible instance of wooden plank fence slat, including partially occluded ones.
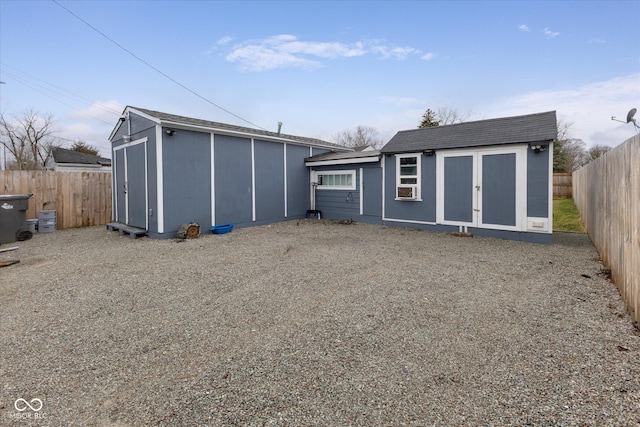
[573,134,640,322]
[553,173,573,198]
[0,170,112,229]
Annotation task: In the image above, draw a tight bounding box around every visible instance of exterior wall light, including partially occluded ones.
[529,143,547,153]
[166,129,176,136]
[422,149,435,156]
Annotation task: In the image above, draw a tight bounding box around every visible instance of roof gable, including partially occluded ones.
[381,111,557,153]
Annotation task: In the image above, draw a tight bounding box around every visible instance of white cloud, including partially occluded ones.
[370,45,419,60]
[225,34,420,71]
[217,36,233,46]
[544,27,560,38]
[421,52,436,61]
[518,24,530,32]
[588,38,606,44]
[484,73,640,147]
[226,44,322,72]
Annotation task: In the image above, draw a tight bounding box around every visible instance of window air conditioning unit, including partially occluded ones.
[397,185,418,200]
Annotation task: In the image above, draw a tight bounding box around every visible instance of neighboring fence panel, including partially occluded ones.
[573,135,639,322]
[0,171,112,229]
[553,173,572,198]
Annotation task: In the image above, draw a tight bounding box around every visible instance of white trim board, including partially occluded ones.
[436,145,528,232]
[305,156,380,167]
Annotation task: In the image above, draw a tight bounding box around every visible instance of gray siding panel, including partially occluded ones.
[384,155,436,222]
[316,190,359,218]
[162,130,212,233]
[215,135,253,225]
[287,144,311,217]
[312,163,382,223]
[255,140,285,221]
[127,143,147,229]
[482,153,516,226]
[129,112,156,135]
[115,149,126,223]
[527,148,549,218]
[363,167,382,217]
[444,156,473,222]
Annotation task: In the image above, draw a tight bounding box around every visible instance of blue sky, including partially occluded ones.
[1,0,639,157]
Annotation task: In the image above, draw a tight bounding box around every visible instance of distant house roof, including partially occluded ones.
[304,149,381,166]
[51,147,111,166]
[381,111,557,153]
[113,106,348,151]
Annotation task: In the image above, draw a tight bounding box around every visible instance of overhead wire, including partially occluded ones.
[1,63,121,116]
[51,0,268,131]
[1,70,115,126]
[1,64,121,122]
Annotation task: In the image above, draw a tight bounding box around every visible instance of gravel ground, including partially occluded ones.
[1,220,638,426]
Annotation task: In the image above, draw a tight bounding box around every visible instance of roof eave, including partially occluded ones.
[159,119,348,151]
[305,155,381,167]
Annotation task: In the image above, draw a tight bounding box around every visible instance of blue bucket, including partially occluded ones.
[210,223,233,234]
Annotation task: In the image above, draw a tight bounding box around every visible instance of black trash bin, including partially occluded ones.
[0,194,33,245]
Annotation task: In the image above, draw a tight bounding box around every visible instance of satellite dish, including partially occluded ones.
[626,108,637,123]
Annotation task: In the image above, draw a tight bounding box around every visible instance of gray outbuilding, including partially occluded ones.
[108,107,348,239]
[305,111,557,243]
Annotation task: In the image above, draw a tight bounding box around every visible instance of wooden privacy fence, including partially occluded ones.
[553,173,572,198]
[573,134,639,322]
[0,171,112,229]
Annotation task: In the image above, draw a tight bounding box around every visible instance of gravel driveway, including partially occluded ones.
[1,220,638,426]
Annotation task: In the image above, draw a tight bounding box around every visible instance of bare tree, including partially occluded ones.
[586,144,611,161]
[435,107,472,125]
[0,110,57,170]
[332,125,384,149]
[419,107,472,128]
[553,118,589,172]
[563,138,588,172]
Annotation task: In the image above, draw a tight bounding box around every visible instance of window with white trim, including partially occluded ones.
[396,154,421,200]
[315,170,356,190]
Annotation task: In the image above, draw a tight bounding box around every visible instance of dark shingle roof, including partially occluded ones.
[52,147,111,166]
[381,111,557,153]
[130,107,347,151]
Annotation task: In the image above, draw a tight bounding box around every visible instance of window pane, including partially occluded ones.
[346,175,352,186]
[400,157,417,166]
[400,166,417,176]
[400,177,417,184]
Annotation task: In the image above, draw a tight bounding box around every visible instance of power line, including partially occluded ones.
[2,71,115,126]
[52,0,268,131]
[1,63,121,116]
